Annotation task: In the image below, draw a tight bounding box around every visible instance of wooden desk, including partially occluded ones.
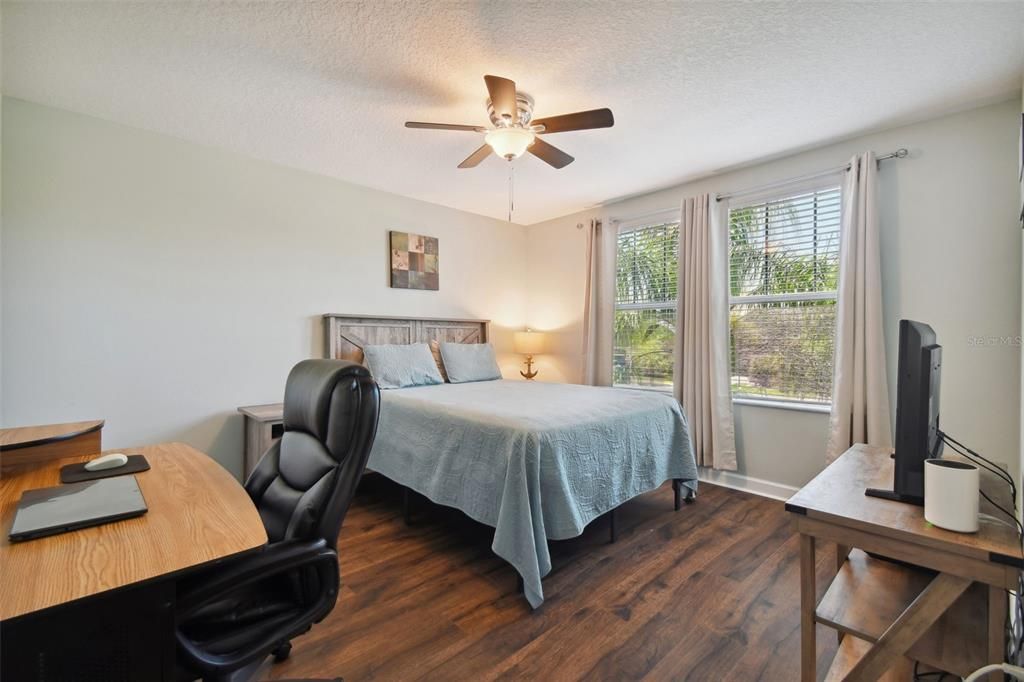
[787,444,1023,681]
[0,420,104,472]
[0,442,267,679]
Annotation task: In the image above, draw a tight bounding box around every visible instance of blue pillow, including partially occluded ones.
[363,343,444,389]
[439,342,502,383]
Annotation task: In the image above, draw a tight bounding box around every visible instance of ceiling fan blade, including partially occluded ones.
[484,75,518,120]
[458,144,493,169]
[528,138,574,169]
[405,121,485,132]
[532,108,614,134]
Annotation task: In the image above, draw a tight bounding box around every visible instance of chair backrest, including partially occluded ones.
[245,359,380,548]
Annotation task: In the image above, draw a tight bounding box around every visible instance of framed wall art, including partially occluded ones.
[390,231,439,290]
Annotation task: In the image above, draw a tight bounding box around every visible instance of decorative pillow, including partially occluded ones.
[363,343,444,389]
[428,339,449,382]
[439,342,502,384]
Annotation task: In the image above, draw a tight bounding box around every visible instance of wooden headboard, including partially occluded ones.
[322,314,490,362]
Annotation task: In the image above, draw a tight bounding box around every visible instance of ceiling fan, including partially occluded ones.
[405,75,614,170]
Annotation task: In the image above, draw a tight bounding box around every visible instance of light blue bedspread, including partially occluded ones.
[366,380,697,608]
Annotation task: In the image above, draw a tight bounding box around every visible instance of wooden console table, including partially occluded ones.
[786,444,1023,681]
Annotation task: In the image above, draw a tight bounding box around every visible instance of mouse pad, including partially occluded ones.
[60,455,150,484]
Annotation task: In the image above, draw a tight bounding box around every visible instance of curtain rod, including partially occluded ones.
[608,206,680,225]
[715,148,908,203]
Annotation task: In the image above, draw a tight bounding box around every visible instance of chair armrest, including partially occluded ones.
[175,538,340,675]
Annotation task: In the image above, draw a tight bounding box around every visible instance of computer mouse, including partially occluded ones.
[84,453,129,472]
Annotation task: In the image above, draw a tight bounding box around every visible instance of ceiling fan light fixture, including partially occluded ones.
[485,127,535,160]
[405,74,612,171]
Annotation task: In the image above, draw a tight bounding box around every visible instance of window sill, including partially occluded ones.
[732,397,831,415]
[612,386,831,414]
[614,384,673,395]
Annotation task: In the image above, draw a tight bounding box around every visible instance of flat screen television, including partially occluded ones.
[865,319,943,505]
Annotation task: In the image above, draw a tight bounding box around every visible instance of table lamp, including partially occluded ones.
[514,329,546,380]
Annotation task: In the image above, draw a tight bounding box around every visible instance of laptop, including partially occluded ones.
[8,476,148,542]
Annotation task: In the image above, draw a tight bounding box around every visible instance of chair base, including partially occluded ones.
[273,641,292,663]
[200,656,264,682]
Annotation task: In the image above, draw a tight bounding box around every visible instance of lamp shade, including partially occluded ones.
[485,127,536,160]
[514,330,546,355]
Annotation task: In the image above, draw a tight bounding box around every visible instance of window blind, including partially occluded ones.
[616,222,679,306]
[613,221,680,390]
[729,188,841,298]
[728,186,841,404]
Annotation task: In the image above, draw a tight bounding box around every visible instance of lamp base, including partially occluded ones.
[520,355,538,381]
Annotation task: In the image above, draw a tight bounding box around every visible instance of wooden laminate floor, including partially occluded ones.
[265,476,839,681]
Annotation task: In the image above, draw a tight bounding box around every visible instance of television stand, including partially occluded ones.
[785,444,1021,681]
[865,487,924,505]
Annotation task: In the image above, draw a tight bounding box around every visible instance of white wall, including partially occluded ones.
[4,95,1020,493]
[526,98,1023,490]
[1,98,528,478]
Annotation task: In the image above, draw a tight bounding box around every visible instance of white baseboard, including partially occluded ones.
[697,467,799,502]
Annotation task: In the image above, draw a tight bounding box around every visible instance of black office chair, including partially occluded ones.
[175,360,380,682]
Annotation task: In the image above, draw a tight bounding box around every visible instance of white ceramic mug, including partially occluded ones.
[924,458,979,533]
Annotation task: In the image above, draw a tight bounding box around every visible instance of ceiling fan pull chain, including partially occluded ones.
[508,161,515,222]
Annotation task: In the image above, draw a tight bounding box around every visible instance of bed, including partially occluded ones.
[323,314,698,608]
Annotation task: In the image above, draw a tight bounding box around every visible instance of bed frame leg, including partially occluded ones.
[673,479,696,510]
[609,508,617,544]
[402,487,412,526]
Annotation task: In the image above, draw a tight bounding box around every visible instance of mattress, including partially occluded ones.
[366,379,697,608]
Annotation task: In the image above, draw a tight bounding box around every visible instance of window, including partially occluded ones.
[728,185,841,405]
[614,219,679,390]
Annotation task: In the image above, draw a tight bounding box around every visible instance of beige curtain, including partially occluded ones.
[827,152,892,462]
[581,218,616,386]
[675,194,737,470]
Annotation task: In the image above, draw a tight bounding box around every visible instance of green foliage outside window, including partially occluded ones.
[612,188,839,403]
[729,196,839,404]
[614,222,677,388]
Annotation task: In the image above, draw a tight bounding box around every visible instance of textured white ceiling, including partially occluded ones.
[3,1,1022,225]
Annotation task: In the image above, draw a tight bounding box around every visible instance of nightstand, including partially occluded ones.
[237,403,283,478]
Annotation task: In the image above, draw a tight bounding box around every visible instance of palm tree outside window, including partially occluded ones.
[613,219,680,390]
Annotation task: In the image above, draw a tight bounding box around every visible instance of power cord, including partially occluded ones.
[938,430,1024,668]
[941,431,1016,499]
[963,663,1024,681]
